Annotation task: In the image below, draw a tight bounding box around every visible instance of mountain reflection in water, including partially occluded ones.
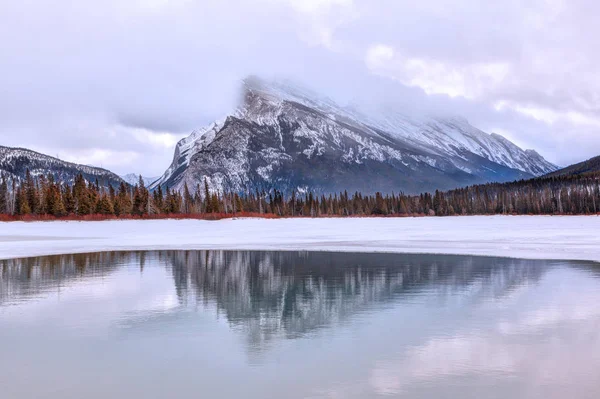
[2,251,547,345]
[1,251,600,399]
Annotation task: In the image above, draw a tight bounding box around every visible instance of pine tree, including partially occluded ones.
[77,190,93,216]
[16,186,31,215]
[114,182,132,216]
[73,174,90,215]
[87,181,99,212]
[43,178,56,216]
[163,187,172,214]
[373,192,387,215]
[132,186,142,215]
[210,193,220,214]
[183,183,193,214]
[62,185,75,214]
[234,193,243,214]
[132,175,149,215]
[96,194,115,215]
[203,178,211,213]
[0,176,7,214]
[23,170,39,214]
[48,182,66,217]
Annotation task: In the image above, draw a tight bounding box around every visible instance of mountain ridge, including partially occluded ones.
[544,155,600,178]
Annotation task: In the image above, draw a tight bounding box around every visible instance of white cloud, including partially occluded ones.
[287,0,353,14]
[128,128,186,150]
[63,149,142,170]
[365,44,395,70]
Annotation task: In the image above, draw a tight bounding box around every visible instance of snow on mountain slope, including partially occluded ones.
[121,174,159,187]
[0,145,125,188]
[245,78,557,176]
[150,77,558,195]
[238,78,557,176]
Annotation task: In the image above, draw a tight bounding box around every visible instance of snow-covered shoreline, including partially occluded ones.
[0,216,599,262]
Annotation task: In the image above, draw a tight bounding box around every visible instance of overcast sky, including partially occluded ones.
[1,0,599,176]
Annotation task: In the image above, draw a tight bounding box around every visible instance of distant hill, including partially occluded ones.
[426,155,600,215]
[0,145,126,189]
[544,155,600,178]
[120,173,159,187]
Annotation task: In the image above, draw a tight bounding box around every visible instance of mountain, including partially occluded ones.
[0,145,125,188]
[150,77,558,195]
[120,173,159,187]
[544,155,600,178]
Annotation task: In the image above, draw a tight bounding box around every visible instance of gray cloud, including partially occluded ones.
[0,0,598,174]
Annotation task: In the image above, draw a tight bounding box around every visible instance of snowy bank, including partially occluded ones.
[0,216,599,262]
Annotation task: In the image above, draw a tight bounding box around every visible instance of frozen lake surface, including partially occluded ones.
[1,216,599,262]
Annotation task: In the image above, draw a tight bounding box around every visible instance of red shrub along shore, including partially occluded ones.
[0,212,439,222]
[4,212,595,223]
[0,212,283,222]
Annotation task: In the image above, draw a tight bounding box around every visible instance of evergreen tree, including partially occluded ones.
[96,194,115,215]
[204,179,211,213]
[183,183,193,214]
[48,183,66,216]
[73,174,91,215]
[62,185,75,214]
[16,186,31,215]
[132,175,149,215]
[373,192,387,215]
[23,170,39,214]
[0,176,7,214]
[114,182,132,216]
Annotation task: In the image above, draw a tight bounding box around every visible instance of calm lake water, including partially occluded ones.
[1,251,600,399]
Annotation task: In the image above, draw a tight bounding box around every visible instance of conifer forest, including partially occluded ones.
[1,170,599,220]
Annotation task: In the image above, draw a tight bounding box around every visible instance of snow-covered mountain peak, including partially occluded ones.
[150,76,558,194]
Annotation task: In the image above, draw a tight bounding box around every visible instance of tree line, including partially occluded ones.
[1,169,599,219]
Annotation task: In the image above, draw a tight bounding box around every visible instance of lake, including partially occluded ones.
[1,251,600,398]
